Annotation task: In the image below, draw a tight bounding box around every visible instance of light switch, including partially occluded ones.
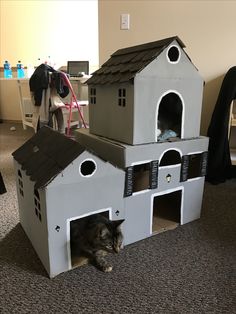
[120,14,130,30]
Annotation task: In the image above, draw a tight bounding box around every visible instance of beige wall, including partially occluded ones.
[98,0,236,135]
[0,0,98,121]
[1,0,235,133]
[0,0,98,71]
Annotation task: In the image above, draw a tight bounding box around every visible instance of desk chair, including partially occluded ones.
[17,79,38,132]
[18,74,88,135]
[58,72,88,136]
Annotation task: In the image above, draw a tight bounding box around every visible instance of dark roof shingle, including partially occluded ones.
[12,127,85,189]
[86,36,185,85]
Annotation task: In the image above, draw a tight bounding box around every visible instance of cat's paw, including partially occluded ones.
[103,265,113,272]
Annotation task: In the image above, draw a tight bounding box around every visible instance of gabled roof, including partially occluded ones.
[86,36,185,85]
[12,127,85,189]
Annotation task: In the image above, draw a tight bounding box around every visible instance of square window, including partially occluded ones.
[90,88,96,104]
[188,154,202,179]
[118,88,126,107]
[133,163,151,192]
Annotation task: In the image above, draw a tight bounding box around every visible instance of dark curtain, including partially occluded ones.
[0,171,7,194]
[206,66,236,184]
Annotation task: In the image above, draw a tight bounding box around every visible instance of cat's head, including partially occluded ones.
[96,219,124,254]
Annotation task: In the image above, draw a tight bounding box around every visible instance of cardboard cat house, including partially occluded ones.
[77,36,208,246]
[86,36,204,145]
[13,127,125,278]
[13,36,208,278]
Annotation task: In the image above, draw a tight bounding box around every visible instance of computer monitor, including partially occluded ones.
[67,61,89,76]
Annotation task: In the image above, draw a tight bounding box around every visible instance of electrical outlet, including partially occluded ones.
[120,14,130,30]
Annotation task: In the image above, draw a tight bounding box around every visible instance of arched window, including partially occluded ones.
[160,150,181,167]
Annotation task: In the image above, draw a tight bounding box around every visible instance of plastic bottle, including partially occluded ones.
[17,61,25,78]
[3,61,12,78]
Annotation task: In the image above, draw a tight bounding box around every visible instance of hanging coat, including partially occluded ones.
[206,66,236,184]
[29,64,69,106]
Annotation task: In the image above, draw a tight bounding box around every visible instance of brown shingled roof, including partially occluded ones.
[86,36,185,85]
[12,127,85,189]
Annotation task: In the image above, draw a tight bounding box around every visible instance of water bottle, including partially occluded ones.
[17,61,25,78]
[3,61,12,78]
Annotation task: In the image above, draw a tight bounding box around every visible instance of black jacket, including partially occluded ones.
[206,66,236,184]
[29,64,69,106]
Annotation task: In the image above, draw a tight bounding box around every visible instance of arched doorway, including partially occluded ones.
[156,91,183,141]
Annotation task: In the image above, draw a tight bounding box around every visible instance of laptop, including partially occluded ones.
[67,61,89,77]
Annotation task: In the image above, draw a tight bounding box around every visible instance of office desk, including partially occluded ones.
[0,76,90,123]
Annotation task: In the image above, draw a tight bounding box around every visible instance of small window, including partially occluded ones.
[80,159,97,177]
[118,88,126,107]
[133,163,151,192]
[188,153,202,179]
[90,88,96,104]
[167,45,180,63]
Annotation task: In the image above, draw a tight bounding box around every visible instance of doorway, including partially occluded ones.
[157,92,183,141]
[152,189,182,234]
[69,210,110,268]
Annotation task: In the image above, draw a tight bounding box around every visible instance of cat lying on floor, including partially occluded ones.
[70,214,124,272]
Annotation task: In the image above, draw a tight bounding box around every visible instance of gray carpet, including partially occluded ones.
[0,122,236,314]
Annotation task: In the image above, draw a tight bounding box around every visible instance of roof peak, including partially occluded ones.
[86,36,187,85]
[112,36,185,57]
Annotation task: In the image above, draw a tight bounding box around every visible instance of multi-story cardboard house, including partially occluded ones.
[13,36,208,278]
[78,35,208,246]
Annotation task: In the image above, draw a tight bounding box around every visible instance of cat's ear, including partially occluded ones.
[112,219,125,229]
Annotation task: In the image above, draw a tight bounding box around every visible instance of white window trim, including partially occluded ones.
[166,45,181,64]
[79,158,97,177]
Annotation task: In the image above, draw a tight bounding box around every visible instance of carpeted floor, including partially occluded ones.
[0,122,236,314]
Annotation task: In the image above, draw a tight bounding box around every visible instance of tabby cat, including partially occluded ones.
[70,213,124,272]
